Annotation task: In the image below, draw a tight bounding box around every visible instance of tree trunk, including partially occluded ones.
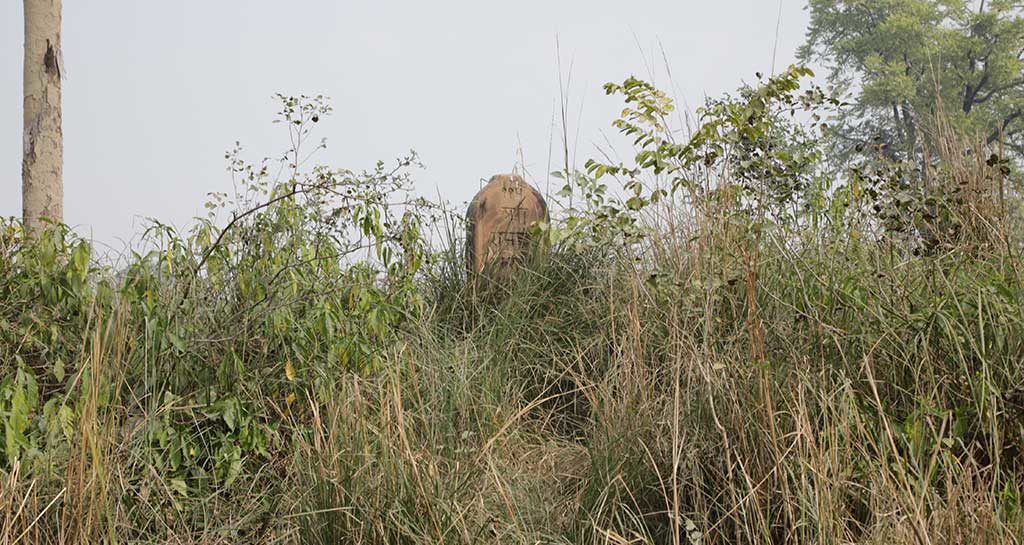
[900,102,917,160]
[22,0,63,236]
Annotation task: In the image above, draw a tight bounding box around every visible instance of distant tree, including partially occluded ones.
[22,0,63,236]
[800,0,1024,160]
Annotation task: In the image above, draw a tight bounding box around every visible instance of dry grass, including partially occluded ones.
[3,111,1024,544]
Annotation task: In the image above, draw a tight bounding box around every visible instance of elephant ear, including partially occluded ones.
[530,185,549,223]
[465,196,480,273]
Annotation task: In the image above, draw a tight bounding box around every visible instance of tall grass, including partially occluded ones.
[3,87,1024,544]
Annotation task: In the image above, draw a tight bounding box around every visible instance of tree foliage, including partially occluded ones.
[801,0,1024,159]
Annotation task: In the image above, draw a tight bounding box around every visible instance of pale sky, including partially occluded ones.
[2,1,811,249]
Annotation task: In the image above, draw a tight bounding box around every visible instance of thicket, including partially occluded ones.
[2,67,1023,544]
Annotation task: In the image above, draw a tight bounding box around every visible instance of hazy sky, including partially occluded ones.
[1,1,811,249]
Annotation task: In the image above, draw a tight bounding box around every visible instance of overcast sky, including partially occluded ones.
[1,1,811,249]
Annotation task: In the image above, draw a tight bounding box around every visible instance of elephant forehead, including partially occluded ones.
[465,174,549,274]
[468,175,546,222]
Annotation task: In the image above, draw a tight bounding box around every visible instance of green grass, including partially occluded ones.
[5,217,1023,544]
[3,87,1024,544]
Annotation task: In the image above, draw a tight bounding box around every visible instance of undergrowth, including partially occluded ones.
[2,68,1024,544]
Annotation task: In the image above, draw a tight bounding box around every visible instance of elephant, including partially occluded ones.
[465,173,548,278]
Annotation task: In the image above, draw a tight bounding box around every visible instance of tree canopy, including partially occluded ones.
[800,0,1024,159]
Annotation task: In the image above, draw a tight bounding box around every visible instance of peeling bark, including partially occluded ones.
[22,0,63,236]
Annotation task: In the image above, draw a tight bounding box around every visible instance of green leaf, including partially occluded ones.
[6,387,28,461]
[222,443,243,487]
[58,405,76,441]
[169,478,189,497]
[166,331,187,353]
[626,196,645,211]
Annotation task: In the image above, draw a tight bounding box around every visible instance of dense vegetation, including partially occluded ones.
[802,0,1024,161]
[2,66,1024,544]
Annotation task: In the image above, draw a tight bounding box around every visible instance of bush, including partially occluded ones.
[3,71,1024,544]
